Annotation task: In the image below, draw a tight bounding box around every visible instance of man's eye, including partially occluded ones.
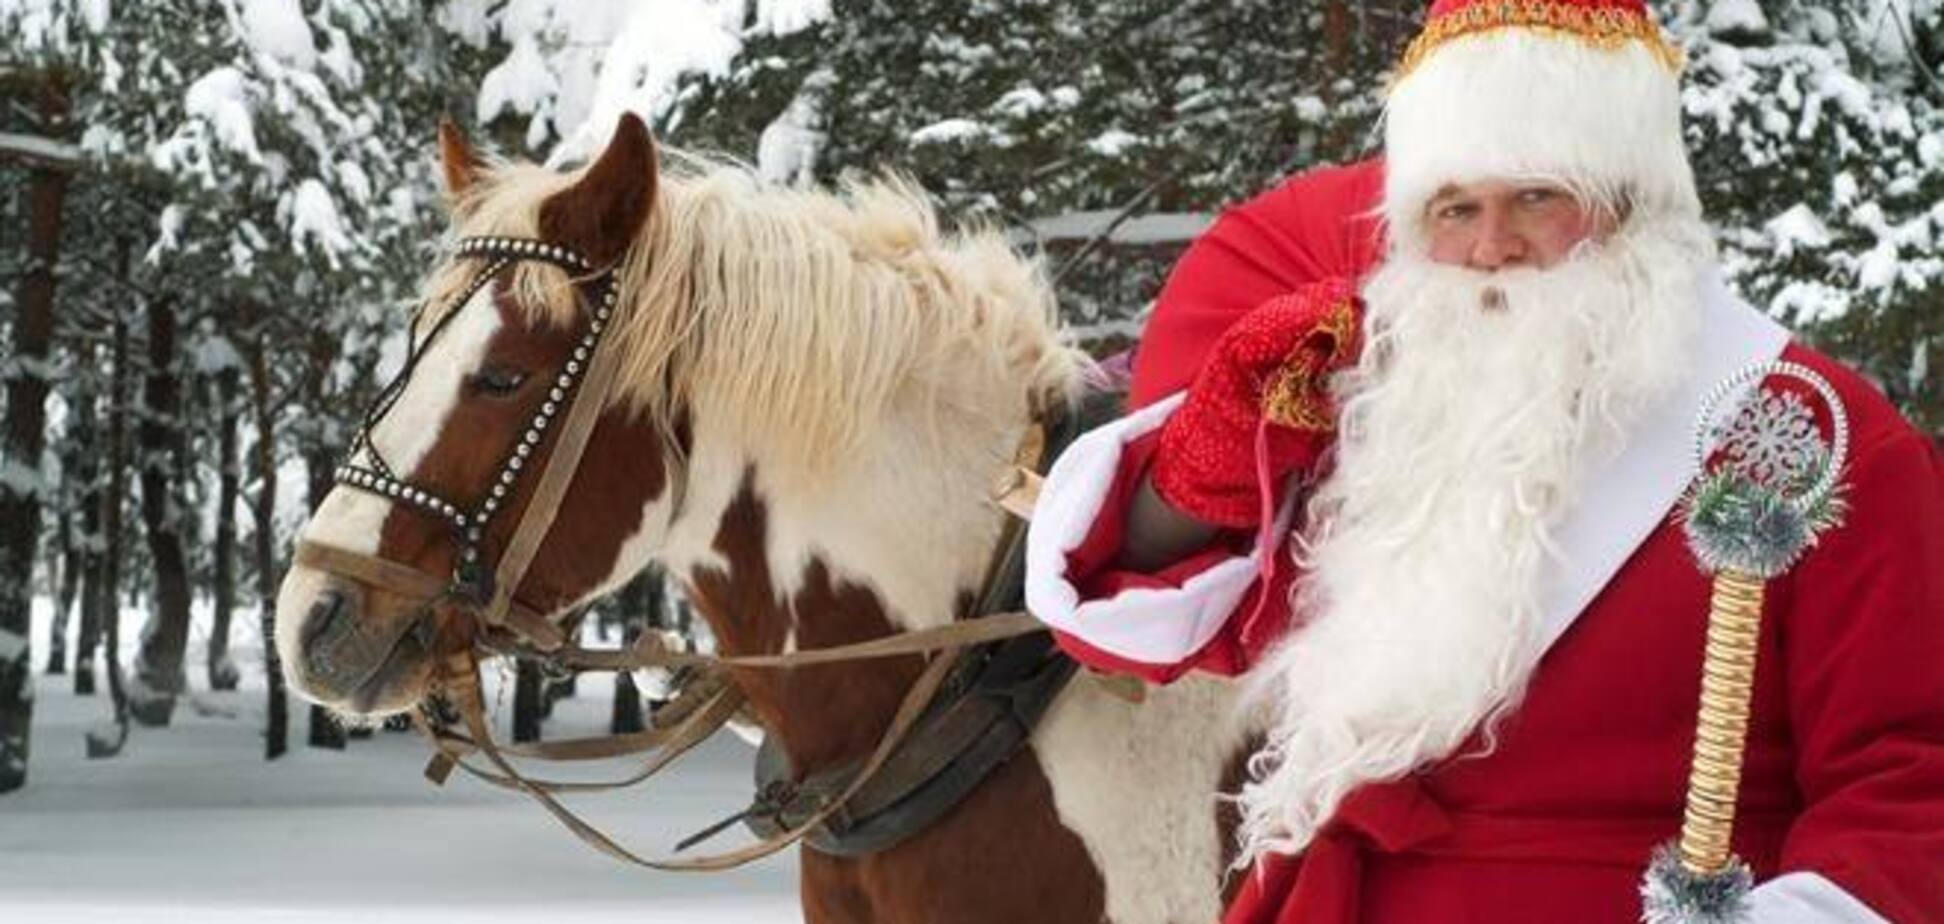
[467,366,527,397]
[1516,188,1562,207]
[1434,203,1477,222]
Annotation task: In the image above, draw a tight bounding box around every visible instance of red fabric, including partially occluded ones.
[1225,778,1796,924]
[1212,345,1944,922]
[1046,160,1387,678]
[1128,160,1385,410]
[1150,281,1363,528]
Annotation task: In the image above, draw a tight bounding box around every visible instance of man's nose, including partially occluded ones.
[1469,211,1529,270]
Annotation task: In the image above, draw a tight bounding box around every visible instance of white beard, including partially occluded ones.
[1234,215,1713,861]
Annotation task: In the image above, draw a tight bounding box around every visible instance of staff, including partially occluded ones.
[1645,361,1852,924]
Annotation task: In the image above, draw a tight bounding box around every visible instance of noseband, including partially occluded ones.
[318,235,625,650]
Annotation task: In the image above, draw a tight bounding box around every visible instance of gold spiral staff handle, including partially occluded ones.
[1642,362,1851,924]
[1676,569,1764,874]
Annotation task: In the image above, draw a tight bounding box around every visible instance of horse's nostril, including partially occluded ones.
[303,589,353,676]
[305,589,348,643]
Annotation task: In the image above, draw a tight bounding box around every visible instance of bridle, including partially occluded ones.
[293,231,1075,873]
[323,236,623,649]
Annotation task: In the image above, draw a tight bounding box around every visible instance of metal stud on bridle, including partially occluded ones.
[334,236,620,606]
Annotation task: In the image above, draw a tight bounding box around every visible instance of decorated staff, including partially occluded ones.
[1644,361,1852,924]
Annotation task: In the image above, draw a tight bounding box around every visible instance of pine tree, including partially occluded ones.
[1675,0,1942,434]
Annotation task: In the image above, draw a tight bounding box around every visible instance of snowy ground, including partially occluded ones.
[4,599,800,923]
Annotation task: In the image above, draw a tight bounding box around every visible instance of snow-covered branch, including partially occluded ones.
[0,130,84,171]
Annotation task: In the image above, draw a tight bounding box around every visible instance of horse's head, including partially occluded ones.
[274,115,675,715]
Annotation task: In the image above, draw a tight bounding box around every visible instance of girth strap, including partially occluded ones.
[747,629,1076,857]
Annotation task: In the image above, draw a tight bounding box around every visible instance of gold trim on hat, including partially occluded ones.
[1396,1,1684,80]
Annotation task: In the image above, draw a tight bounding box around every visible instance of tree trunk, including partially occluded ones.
[609,573,661,735]
[128,297,194,728]
[610,624,646,735]
[45,509,73,675]
[513,659,544,743]
[85,299,133,759]
[207,367,240,690]
[0,74,73,793]
[246,318,286,760]
[71,366,102,696]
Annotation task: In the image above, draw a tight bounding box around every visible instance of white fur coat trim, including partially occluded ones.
[1025,392,1301,664]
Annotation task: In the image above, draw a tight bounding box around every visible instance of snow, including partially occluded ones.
[1023,210,1214,245]
[0,458,49,501]
[1704,0,1769,37]
[289,178,352,265]
[909,118,989,145]
[184,66,264,163]
[192,334,246,374]
[336,159,372,205]
[234,0,317,69]
[7,599,799,922]
[477,35,561,137]
[458,0,835,162]
[755,70,831,186]
[0,131,86,168]
[993,87,1048,117]
[548,0,741,164]
[0,628,26,662]
[1765,203,1833,257]
[753,0,829,35]
[1085,129,1141,157]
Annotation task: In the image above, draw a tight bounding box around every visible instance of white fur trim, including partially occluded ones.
[1534,271,1789,652]
[1026,393,1296,664]
[1384,30,1700,243]
[1749,873,1893,923]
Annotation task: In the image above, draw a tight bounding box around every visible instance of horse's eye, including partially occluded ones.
[467,365,528,397]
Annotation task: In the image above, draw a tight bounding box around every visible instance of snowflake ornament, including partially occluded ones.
[1708,387,1825,491]
[1684,362,1851,579]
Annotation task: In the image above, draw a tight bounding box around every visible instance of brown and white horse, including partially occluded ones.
[273,114,1252,924]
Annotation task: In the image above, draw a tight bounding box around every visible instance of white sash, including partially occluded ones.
[1533,272,1790,653]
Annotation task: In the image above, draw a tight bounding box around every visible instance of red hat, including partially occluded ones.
[1383,0,1698,244]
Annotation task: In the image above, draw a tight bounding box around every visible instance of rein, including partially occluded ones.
[302,233,1069,872]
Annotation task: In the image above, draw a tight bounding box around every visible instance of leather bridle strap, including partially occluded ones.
[541,610,1044,672]
[431,642,960,872]
[480,290,634,644]
[421,674,746,792]
[292,540,562,649]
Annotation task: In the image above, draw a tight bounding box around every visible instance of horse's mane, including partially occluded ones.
[419,150,1084,474]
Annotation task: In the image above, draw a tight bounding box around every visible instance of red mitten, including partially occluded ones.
[1151,278,1363,528]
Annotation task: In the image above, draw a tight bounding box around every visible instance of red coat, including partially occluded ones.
[1024,161,1944,922]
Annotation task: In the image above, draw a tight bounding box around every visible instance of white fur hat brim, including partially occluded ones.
[1382,29,1700,244]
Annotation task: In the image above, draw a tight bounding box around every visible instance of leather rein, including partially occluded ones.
[295,234,1059,872]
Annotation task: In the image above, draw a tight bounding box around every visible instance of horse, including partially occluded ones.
[272,113,1255,924]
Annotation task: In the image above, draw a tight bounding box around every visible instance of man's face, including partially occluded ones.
[1423,180,1617,270]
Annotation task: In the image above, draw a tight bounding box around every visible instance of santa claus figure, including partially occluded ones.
[1023,1,1944,921]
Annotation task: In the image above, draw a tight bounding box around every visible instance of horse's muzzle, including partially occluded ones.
[289,575,436,714]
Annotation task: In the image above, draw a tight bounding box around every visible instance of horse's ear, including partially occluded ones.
[438,118,485,208]
[540,112,658,267]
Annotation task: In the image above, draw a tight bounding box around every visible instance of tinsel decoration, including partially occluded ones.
[1642,361,1850,924]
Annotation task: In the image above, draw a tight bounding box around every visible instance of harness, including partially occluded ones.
[296,233,1121,871]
